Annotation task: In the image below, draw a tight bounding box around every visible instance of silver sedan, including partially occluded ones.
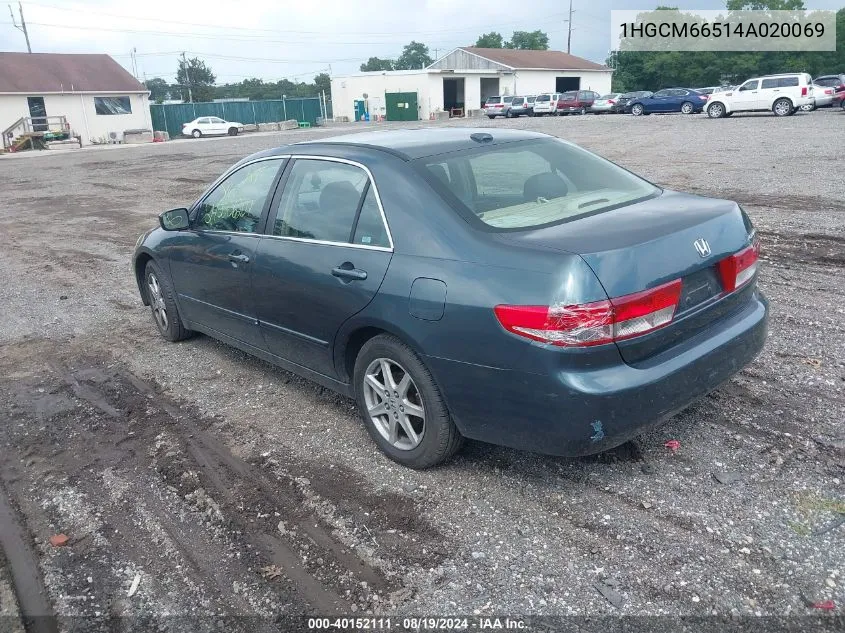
[589,94,622,114]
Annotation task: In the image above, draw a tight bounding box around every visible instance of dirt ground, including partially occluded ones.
[0,111,843,632]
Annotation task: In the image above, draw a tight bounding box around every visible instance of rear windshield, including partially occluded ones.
[511,97,525,105]
[418,139,659,231]
[486,97,501,104]
[527,96,536,103]
[560,92,577,100]
[535,95,551,102]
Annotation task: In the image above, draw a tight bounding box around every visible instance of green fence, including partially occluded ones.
[150,97,327,139]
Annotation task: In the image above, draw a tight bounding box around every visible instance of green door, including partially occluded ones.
[385,92,418,121]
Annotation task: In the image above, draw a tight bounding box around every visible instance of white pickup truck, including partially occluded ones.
[705,73,815,118]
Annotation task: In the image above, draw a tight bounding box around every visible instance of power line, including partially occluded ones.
[23,2,567,38]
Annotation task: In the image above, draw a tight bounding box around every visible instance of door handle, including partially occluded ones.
[228,253,250,264]
[332,265,367,281]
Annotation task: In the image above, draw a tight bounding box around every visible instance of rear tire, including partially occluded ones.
[191,129,202,138]
[772,98,793,117]
[681,101,694,114]
[487,115,495,119]
[144,260,191,342]
[354,334,463,469]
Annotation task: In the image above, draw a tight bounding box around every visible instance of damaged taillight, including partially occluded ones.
[494,279,682,347]
[717,241,760,293]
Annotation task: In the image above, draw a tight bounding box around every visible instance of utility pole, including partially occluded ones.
[565,0,574,54]
[9,2,32,53]
[180,52,193,103]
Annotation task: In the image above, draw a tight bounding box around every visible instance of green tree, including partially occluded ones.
[395,41,433,70]
[726,0,804,9]
[143,77,170,103]
[360,57,395,72]
[313,73,331,96]
[176,57,216,102]
[475,32,504,48]
[506,30,550,50]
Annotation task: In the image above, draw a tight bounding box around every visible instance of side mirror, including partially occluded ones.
[159,208,190,231]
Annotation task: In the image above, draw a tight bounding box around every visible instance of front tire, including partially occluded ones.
[799,103,815,112]
[487,115,496,119]
[773,98,793,117]
[144,260,191,342]
[631,103,644,116]
[681,101,694,114]
[707,102,726,118]
[228,127,239,135]
[354,334,462,469]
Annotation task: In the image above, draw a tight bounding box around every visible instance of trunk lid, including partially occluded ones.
[502,190,757,364]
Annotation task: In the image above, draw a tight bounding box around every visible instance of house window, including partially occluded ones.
[94,97,132,115]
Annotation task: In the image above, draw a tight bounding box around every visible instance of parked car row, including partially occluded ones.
[483,71,843,122]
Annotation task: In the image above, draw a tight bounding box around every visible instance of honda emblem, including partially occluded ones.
[693,238,711,258]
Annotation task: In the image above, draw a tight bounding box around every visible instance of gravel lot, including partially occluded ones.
[0,110,843,632]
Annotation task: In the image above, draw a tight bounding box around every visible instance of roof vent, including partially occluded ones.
[470,132,493,143]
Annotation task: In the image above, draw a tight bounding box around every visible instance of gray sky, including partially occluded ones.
[1,0,841,84]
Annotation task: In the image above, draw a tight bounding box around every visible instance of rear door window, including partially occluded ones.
[760,79,776,89]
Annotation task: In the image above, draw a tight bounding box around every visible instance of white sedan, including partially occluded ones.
[182,117,244,138]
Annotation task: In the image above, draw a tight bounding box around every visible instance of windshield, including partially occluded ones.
[418,139,659,231]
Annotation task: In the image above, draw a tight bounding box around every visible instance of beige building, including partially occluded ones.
[331,47,613,122]
[0,53,151,147]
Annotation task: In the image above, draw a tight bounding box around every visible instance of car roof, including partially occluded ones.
[294,127,550,160]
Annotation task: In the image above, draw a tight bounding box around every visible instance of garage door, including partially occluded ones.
[385,92,418,121]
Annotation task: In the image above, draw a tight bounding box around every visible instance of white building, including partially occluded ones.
[331,47,614,122]
[0,52,152,147]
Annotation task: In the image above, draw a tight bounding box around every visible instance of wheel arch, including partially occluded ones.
[334,319,428,385]
[134,251,155,305]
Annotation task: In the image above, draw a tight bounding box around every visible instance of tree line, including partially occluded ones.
[611,1,845,91]
[144,30,552,102]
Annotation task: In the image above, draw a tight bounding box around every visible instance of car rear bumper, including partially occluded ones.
[427,290,768,457]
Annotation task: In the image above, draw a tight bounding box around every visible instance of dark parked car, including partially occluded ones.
[134,129,768,469]
[629,88,709,115]
[613,91,653,113]
[557,90,601,115]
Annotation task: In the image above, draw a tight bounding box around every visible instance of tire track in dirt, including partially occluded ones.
[0,345,431,628]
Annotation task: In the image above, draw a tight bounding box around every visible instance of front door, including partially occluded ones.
[167,157,286,348]
[733,80,761,111]
[27,97,47,131]
[251,157,393,378]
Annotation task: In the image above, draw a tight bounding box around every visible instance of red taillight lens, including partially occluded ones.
[607,99,616,104]
[494,279,682,347]
[801,86,808,96]
[717,241,760,293]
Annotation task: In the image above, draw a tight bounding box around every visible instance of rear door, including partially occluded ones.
[647,89,671,111]
[251,157,393,377]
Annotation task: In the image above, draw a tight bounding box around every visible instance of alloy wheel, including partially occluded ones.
[681,102,693,114]
[708,103,724,118]
[774,99,791,116]
[363,358,425,451]
[147,272,168,330]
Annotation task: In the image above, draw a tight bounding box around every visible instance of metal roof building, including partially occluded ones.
[330,46,613,122]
